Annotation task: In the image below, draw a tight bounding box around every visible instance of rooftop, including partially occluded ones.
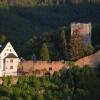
[5,53,18,58]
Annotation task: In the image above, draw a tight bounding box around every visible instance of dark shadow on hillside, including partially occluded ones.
[0,5,100,36]
[0,5,100,58]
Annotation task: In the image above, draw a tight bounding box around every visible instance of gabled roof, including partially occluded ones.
[5,53,18,59]
[0,42,18,57]
[0,42,10,53]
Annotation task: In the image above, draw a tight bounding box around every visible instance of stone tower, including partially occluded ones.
[71,22,92,46]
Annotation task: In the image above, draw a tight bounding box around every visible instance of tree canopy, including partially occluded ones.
[0,64,100,100]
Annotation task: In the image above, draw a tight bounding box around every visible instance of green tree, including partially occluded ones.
[0,35,7,44]
[0,96,10,100]
[32,78,40,89]
[2,76,11,86]
[15,97,23,100]
[26,95,32,100]
[79,65,98,100]
[58,28,68,60]
[85,43,94,55]
[40,43,50,61]
[80,65,97,90]
[36,94,45,100]
[73,88,90,100]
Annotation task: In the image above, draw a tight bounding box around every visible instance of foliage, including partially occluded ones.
[2,76,11,86]
[57,28,68,60]
[85,43,94,55]
[0,5,100,59]
[0,35,7,44]
[40,43,50,61]
[0,0,99,7]
[0,65,100,100]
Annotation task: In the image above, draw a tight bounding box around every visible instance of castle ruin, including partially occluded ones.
[71,22,92,46]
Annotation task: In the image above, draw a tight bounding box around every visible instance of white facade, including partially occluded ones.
[71,22,92,45]
[0,42,19,77]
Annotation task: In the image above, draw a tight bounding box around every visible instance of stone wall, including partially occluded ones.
[75,50,100,67]
[18,51,100,76]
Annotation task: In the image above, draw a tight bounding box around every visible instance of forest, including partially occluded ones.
[0,5,100,59]
[0,64,100,100]
[0,0,100,7]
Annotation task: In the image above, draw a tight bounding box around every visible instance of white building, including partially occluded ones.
[0,42,19,77]
[71,22,92,45]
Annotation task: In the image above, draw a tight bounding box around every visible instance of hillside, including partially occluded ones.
[0,4,100,58]
[0,0,100,7]
[0,5,100,40]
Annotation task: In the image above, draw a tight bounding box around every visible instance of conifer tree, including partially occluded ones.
[58,28,68,60]
[40,43,50,61]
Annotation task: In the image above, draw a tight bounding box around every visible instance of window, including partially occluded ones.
[4,53,6,56]
[10,59,13,63]
[10,66,13,69]
[10,49,11,52]
[6,49,8,51]
[49,67,52,71]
